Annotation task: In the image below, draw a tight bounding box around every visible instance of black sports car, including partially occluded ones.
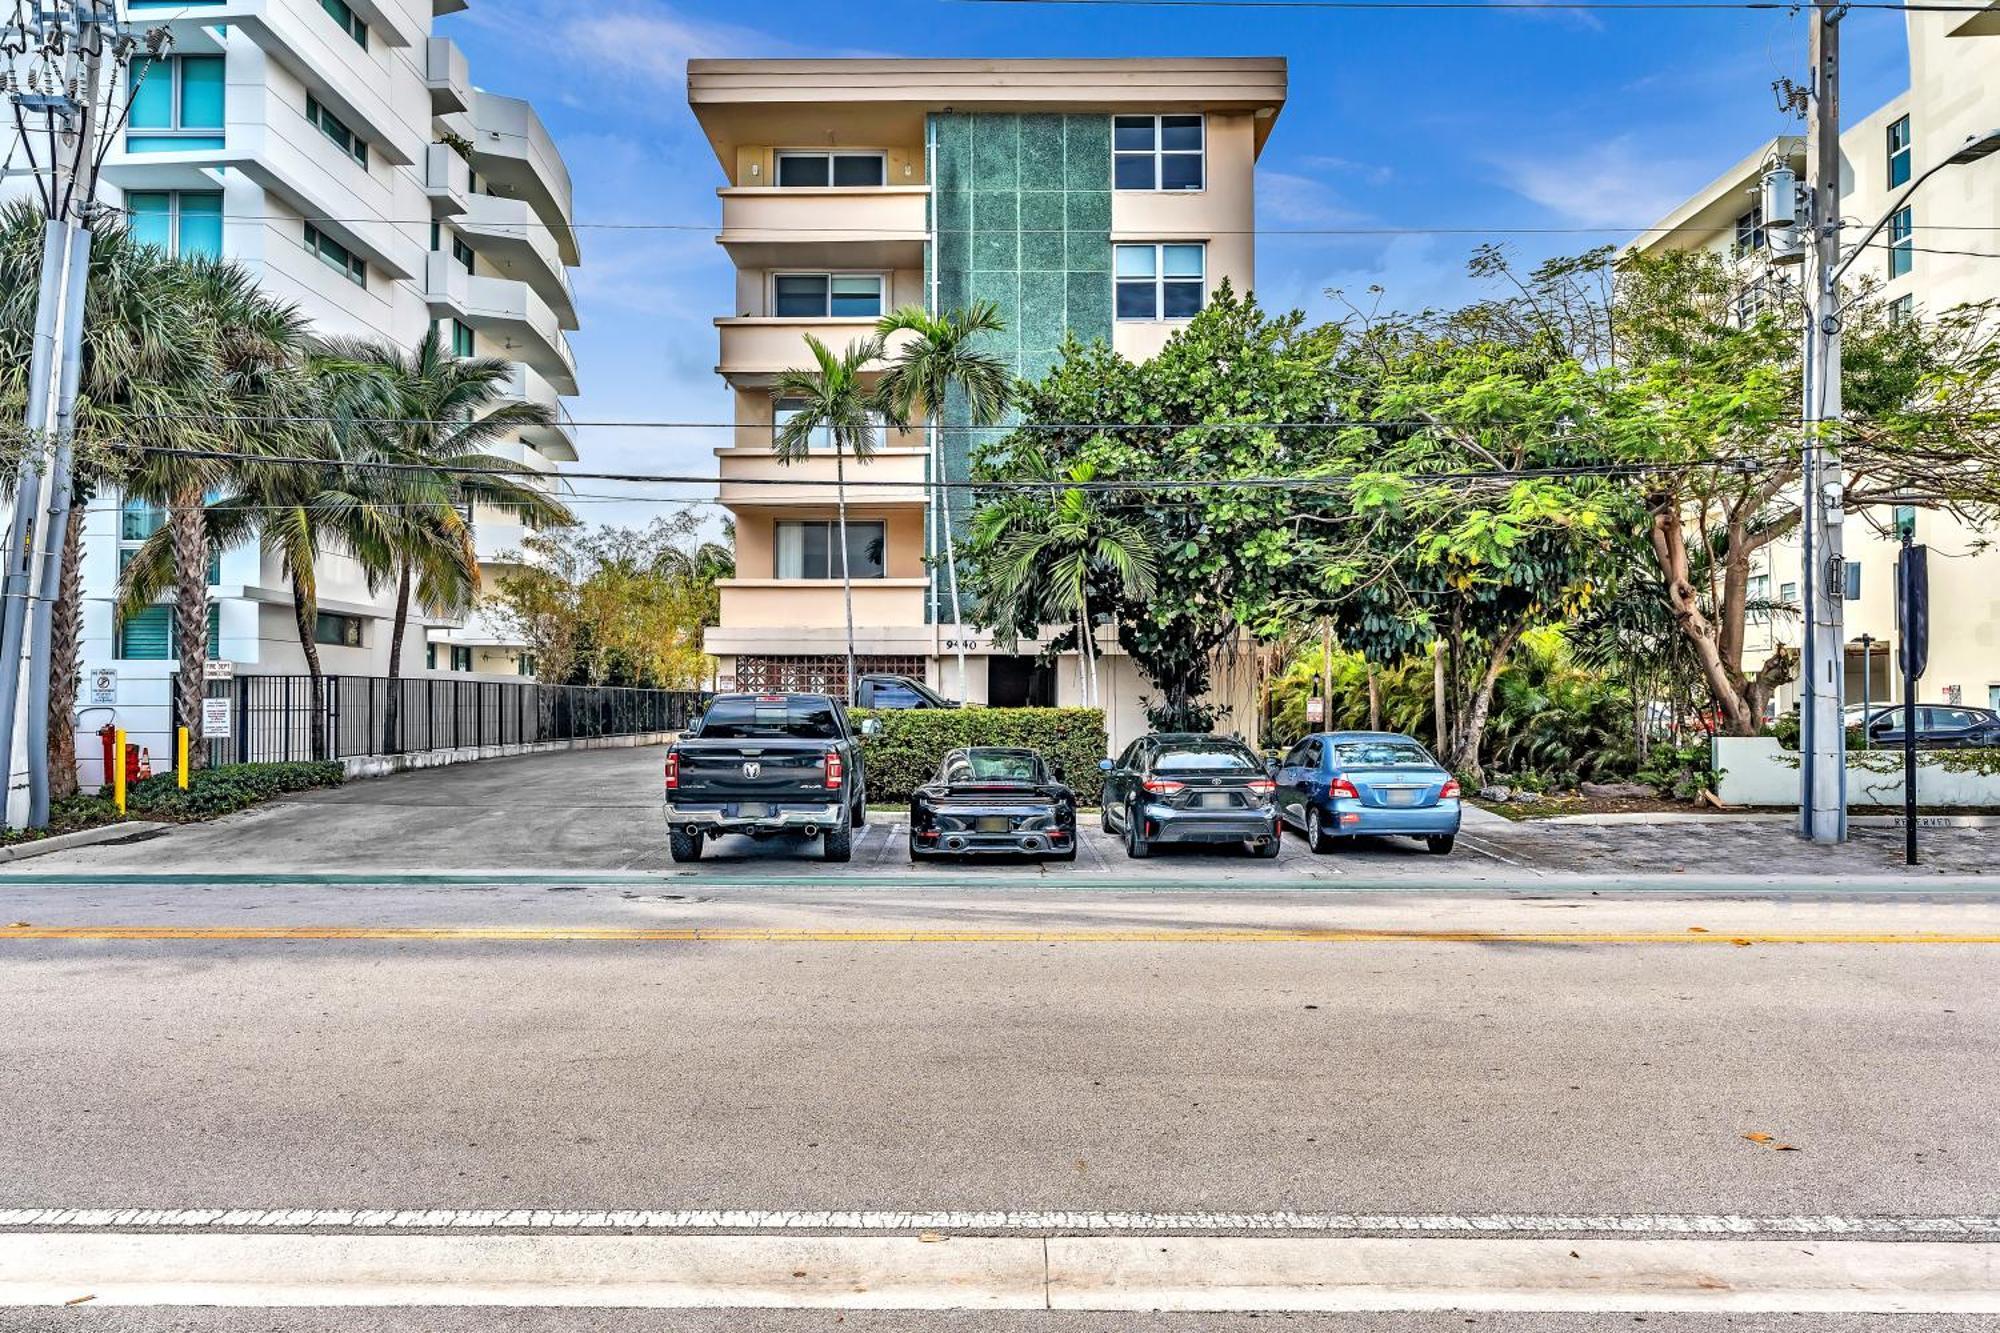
[908,747,1078,861]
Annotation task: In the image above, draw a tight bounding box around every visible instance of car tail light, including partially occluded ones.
[664,753,680,790]
[1247,778,1276,796]
[1329,777,1361,800]
[1440,778,1461,799]
[824,752,844,789]
[1142,778,1185,795]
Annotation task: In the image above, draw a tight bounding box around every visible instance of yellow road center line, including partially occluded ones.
[2,925,1998,944]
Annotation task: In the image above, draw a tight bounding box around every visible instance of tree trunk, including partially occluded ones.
[289,570,327,760]
[932,411,968,700]
[169,482,209,764]
[834,444,856,699]
[1367,663,1382,731]
[383,559,411,754]
[1446,623,1525,786]
[1432,640,1448,756]
[1631,672,1650,767]
[46,503,86,799]
[1648,504,1758,735]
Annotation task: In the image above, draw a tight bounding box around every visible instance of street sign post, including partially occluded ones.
[1896,537,1928,866]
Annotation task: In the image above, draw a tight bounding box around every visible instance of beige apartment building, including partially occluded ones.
[1637,6,2000,718]
[687,59,1286,747]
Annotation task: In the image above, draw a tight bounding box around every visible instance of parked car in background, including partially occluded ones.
[908,748,1077,861]
[853,674,960,709]
[1099,734,1280,860]
[661,693,869,863]
[1854,704,2000,749]
[1274,731,1461,855]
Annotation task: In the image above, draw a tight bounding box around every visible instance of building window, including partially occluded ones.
[126,55,225,151]
[1114,243,1206,320]
[438,318,474,357]
[1888,207,1913,279]
[452,645,473,672]
[314,611,364,647]
[1779,580,1798,605]
[771,273,883,319]
[116,604,219,662]
[305,93,367,167]
[773,151,886,188]
[319,0,368,47]
[452,234,474,274]
[518,653,537,678]
[1113,115,1204,191]
[772,395,885,452]
[774,520,886,580]
[304,222,366,286]
[1731,277,1768,328]
[1843,561,1863,601]
[1746,572,1771,625]
[126,190,223,258]
[1733,203,1764,257]
[1891,293,1914,324]
[1887,114,1912,188]
[426,642,437,670]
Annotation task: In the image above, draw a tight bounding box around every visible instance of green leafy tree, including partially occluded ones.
[773,334,883,696]
[873,301,1014,699]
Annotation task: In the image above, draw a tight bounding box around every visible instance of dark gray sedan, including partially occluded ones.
[1099,733,1281,859]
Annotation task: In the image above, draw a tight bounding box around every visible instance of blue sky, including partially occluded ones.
[443,0,1913,530]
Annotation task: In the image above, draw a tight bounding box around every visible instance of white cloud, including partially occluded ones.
[1492,135,1706,229]
[1256,170,1370,227]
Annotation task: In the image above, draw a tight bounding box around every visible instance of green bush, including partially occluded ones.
[852,707,1109,805]
[125,761,344,821]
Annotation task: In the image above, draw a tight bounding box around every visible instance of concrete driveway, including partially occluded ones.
[15,742,1996,878]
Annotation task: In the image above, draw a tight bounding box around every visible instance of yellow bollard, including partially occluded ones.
[113,727,127,815]
[177,727,189,790]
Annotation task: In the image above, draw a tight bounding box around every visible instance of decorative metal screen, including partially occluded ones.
[734,655,928,697]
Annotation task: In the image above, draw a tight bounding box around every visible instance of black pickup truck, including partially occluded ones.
[662,693,870,863]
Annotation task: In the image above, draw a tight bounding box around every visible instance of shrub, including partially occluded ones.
[853,707,1109,805]
[1633,740,1714,801]
[125,761,344,821]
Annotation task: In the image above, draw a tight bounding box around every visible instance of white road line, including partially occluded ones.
[1,1209,1995,1235]
[2,1233,1996,1313]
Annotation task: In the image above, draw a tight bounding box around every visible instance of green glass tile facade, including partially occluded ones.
[928,111,1112,621]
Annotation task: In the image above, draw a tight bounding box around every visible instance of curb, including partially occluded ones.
[0,821,169,864]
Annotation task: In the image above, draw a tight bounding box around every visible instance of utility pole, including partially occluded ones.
[1797,0,1848,844]
[0,3,154,829]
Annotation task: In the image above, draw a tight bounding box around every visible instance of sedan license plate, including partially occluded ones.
[735,802,770,818]
[1383,788,1421,808]
[976,816,1011,833]
[1200,793,1236,809]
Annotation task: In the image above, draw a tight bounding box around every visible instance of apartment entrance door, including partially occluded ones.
[987,655,1056,708]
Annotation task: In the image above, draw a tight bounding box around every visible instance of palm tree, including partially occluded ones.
[309,327,572,752]
[773,334,884,697]
[967,451,1156,706]
[873,303,1013,698]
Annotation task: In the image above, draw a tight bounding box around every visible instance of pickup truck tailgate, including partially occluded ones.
[673,742,833,801]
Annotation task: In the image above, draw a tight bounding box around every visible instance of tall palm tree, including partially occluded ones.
[969,451,1156,706]
[309,327,572,752]
[873,302,1013,698]
[773,334,884,697]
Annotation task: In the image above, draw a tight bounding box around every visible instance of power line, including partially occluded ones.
[946,0,1992,9]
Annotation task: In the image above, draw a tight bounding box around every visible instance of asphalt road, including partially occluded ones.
[18,743,1994,878]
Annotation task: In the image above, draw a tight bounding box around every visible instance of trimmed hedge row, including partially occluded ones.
[853,707,1110,805]
[125,761,346,820]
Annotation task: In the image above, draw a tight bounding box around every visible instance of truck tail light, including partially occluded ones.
[1329,777,1361,800]
[824,752,844,790]
[1440,779,1461,799]
[664,753,679,790]
[1142,778,1185,795]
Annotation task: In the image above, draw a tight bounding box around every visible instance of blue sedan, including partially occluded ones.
[1272,731,1462,855]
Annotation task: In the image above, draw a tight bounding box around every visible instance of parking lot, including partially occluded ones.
[12,743,1995,881]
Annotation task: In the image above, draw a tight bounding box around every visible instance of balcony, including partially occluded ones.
[218,0,414,164]
[425,142,469,217]
[715,318,911,386]
[718,186,928,268]
[492,362,577,462]
[716,447,928,507]
[426,36,471,115]
[426,256,578,394]
[459,193,578,327]
[467,91,579,267]
[717,578,932,629]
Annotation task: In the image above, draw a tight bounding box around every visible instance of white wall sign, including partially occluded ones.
[201,697,232,739]
[206,660,235,681]
[88,669,117,706]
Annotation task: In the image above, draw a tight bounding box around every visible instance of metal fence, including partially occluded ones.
[199,675,709,767]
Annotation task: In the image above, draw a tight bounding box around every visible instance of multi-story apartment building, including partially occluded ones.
[1636,8,2000,718]
[687,58,1285,748]
[78,0,580,766]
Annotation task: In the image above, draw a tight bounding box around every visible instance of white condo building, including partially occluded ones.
[64,0,581,767]
[1636,5,2000,718]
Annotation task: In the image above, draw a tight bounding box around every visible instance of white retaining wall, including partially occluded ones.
[1713,736,2000,808]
